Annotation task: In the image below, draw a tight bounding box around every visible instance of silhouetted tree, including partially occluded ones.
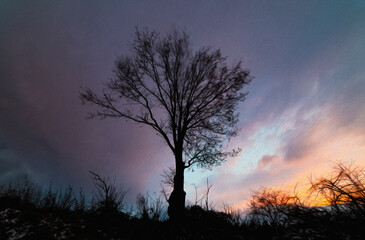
[160,167,175,202]
[89,171,128,215]
[247,187,301,228]
[310,162,365,216]
[80,27,252,221]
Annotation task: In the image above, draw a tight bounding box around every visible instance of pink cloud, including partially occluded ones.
[255,155,281,172]
[205,98,365,209]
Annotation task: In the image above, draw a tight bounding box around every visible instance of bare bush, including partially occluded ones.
[310,162,365,216]
[221,203,243,225]
[89,171,128,214]
[190,179,213,210]
[244,162,365,239]
[247,187,299,227]
[160,167,175,202]
[40,184,76,211]
[74,188,86,212]
[136,193,166,221]
[56,186,76,211]
[0,180,42,210]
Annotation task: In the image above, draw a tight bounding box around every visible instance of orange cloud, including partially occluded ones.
[217,101,365,210]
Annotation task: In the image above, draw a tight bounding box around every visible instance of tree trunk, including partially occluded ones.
[168,151,186,222]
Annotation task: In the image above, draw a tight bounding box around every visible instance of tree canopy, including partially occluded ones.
[80,28,252,170]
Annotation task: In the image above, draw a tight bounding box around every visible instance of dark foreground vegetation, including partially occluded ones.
[1,163,364,239]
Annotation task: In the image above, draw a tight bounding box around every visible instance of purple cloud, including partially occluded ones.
[1,1,365,207]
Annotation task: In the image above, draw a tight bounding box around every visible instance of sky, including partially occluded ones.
[1,0,365,208]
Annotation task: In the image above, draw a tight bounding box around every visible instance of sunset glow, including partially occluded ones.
[1,0,364,209]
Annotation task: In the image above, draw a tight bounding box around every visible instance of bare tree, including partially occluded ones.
[160,167,175,202]
[191,178,213,210]
[136,193,165,221]
[89,171,128,214]
[80,27,252,221]
[309,162,365,215]
[247,187,299,228]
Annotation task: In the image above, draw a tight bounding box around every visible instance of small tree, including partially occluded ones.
[80,27,252,221]
[310,162,365,215]
[247,187,299,228]
[89,171,128,214]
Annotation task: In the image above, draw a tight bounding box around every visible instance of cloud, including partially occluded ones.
[0,1,173,199]
[1,0,365,209]
[206,70,365,207]
[256,155,281,172]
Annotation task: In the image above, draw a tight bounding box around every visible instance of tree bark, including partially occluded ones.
[168,149,186,222]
